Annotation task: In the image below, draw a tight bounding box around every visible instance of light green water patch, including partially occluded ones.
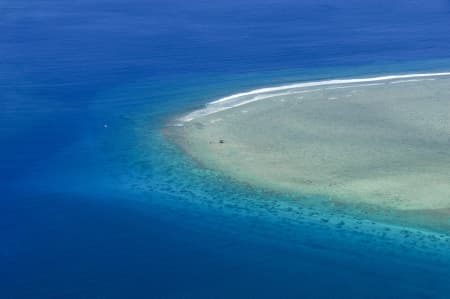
[169,74,450,231]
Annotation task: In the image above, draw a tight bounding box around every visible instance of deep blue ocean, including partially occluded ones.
[2,0,450,298]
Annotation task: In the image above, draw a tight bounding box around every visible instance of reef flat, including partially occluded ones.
[169,73,450,230]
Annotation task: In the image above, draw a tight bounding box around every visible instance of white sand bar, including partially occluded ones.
[171,73,450,218]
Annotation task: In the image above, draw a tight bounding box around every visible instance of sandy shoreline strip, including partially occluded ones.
[178,72,450,123]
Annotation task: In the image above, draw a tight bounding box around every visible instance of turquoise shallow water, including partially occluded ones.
[171,72,450,228]
[2,0,450,297]
[8,65,450,297]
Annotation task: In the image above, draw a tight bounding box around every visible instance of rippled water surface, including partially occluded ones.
[2,0,450,298]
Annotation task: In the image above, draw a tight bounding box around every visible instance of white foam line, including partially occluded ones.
[325,82,385,90]
[226,88,322,108]
[180,89,321,121]
[210,72,450,104]
[389,78,436,84]
[180,72,450,122]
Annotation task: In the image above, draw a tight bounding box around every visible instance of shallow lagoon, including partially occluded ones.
[171,73,450,231]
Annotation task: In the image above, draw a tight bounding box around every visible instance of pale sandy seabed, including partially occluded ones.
[168,74,450,231]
